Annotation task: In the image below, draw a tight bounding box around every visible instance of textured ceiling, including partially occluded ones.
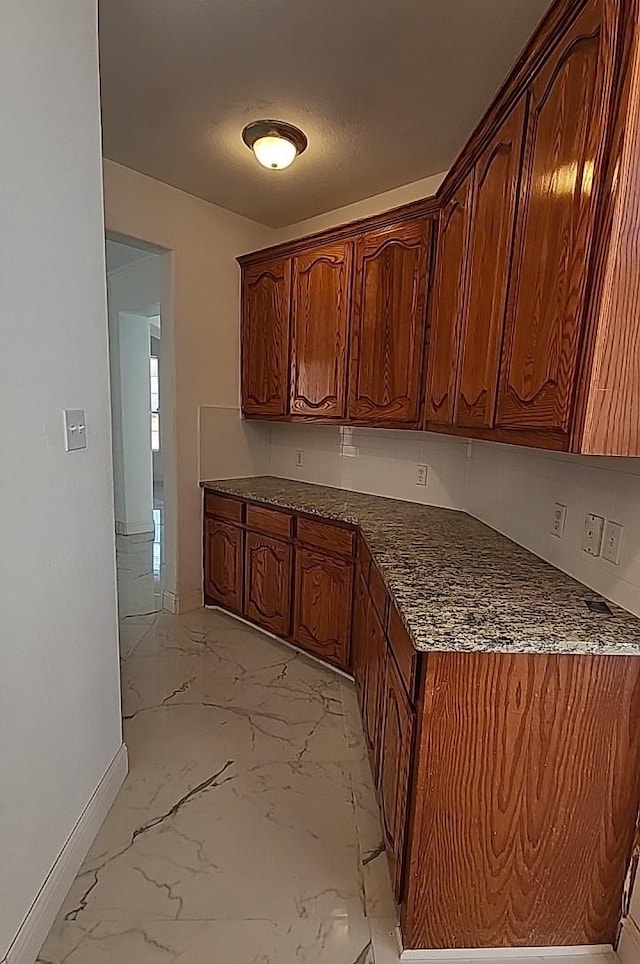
[99,0,551,228]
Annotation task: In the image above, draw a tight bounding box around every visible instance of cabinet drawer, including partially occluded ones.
[369,559,388,626]
[296,516,356,558]
[246,502,293,540]
[204,491,244,523]
[387,603,418,703]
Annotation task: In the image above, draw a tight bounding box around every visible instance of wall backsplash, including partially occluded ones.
[467,441,640,618]
[268,422,469,509]
[199,409,640,619]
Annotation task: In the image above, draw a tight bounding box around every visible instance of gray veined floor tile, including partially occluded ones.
[58,758,365,923]
[37,919,374,963]
[38,567,393,962]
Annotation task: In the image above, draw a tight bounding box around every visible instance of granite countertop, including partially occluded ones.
[202,476,640,657]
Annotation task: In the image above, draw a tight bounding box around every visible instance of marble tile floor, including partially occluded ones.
[37,520,622,963]
[37,603,402,962]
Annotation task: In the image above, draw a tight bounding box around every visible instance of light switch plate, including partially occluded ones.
[582,513,604,556]
[602,520,624,565]
[63,409,87,452]
[295,449,304,468]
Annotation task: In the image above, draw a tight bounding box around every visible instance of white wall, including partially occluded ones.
[268,424,468,509]
[103,160,272,611]
[466,443,640,619]
[0,0,122,958]
[107,256,164,534]
[271,170,447,243]
[117,312,154,533]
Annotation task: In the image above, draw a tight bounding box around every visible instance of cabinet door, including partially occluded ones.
[362,603,386,781]
[293,547,353,671]
[351,570,369,702]
[455,100,526,429]
[423,175,474,425]
[241,257,291,416]
[496,0,610,439]
[348,218,432,425]
[290,241,352,417]
[204,517,243,613]
[244,532,292,636]
[379,650,416,901]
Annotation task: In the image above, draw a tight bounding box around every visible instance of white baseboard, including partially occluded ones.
[115,519,154,536]
[163,588,202,614]
[3,743,128,964]
[618,918,640,964]
[397,926,614,962]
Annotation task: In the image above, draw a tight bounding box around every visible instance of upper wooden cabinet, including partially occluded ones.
[238,0,640,456]
[290,241,352,418]
[454,100,527,429]
[496,0,611,442]
[348,218,432,425]
[241,257,291,416]
[423,176,474,426]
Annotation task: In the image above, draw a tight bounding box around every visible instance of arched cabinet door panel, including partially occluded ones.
[290,240,353,418]
[496,0,612,439]
[204,518,243,613]
[424,174,474,426]
[244,532,292,636]
[292,547,353,671]
[241,257,291,416]
[348,218,432,425]
[455,98,527,429]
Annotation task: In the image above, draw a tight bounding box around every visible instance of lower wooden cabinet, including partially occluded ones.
[203,489,640,953]
[292,546,353,671]
[362,602,386,777]
[351,570,369,702]
[204,516,243,612]
[244,532,292,636]
[379,649,415,901]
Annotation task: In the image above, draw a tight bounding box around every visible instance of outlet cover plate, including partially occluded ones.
[551,503,567,538]
[602,521,624,565]
[582,513,604,557]
[416,464,428,486]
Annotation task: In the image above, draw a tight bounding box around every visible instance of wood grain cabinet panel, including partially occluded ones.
[454,100,527,429]
[290,241,352,417]
[496,0,610,441]
[293,547,353,671]
[351,570,369,705]
[362,602,387,781]
[402,650,640,950]
[241,257,291,416]
[424,175,474,426]
[348,218,432,425]
[204,517,243,612]
[379,649,416,901]
[244,532,292,636]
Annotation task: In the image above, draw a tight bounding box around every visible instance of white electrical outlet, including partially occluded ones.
[295,450,304,469]
[416,464,428,486]
[551,503,567,538]
[582,513,604,556]
[602,520,624,565]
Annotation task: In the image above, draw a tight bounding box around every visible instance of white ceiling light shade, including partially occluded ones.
[242,119,308,170]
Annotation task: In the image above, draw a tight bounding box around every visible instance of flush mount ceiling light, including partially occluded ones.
[242,119,308,171]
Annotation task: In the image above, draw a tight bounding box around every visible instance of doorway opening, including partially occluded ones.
[105,236,172,626]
